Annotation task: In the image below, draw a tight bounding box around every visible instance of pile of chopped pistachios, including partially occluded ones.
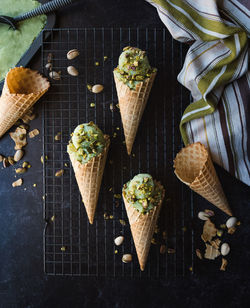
[0,108,41,188]
[196,210,240,271]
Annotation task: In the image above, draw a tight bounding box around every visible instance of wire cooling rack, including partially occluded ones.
[42,28,194,278]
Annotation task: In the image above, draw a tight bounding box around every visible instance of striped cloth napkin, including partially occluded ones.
[147,0,249,186]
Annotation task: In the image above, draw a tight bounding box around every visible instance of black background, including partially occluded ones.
[0,1,250,307]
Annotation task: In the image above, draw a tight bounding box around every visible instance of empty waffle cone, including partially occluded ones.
[0,67,50,138]
[114,72,156,155]
[174,142,232,216]
[69,135,110,224]
[123,182,165,271]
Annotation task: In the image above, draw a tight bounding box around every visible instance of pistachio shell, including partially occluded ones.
[67,49,80,60]
[67,66,79,76]
[198,211,209,221]
[92,84,104,93]
[122,254,132,263]
[49,71,61,80]
[226,217,237,229]
[14,150,24,162]
[114,236,124,246]
[221,243,230,256]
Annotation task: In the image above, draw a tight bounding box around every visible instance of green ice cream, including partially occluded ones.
[67,122,106,164]
[0,0,47,81]
[114,46,157,90]
[123,174,164,214]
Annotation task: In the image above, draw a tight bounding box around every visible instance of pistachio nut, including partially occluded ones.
[226,217,237,229]
[3,157,9,168]
[14,150,24,162]
[55,169,64,177]
[8,156,15,165]
[198,211,210,221]
[16,167,26,174]
[122,254,132,263]
[67,66,79,76]
[92,84,104,93]
[45,63,52,70]
[114,236,124,246]
[49,71,61,80]
[67,49,80,60]
[221,243,230,256]
[12,179,23,187]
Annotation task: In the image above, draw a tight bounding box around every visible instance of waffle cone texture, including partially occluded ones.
[69,135,110,224]
[174,142,232,216]
[113,72,156,155]
[123,182,165,271]
[0,67,50,138]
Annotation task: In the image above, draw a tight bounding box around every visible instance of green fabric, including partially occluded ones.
[0,0,47,82]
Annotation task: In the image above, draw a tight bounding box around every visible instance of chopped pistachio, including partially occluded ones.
[151,238,157,245]
[217,230,223,237]
[54,132,61,141]
[189,267,193,272]
[12,178,23,187]
[116,104,120,109]
[119,219,126,226]
[87,84,92,91]
[55,169,64,177]
[29,129,40,138]
[114,194,121,199]
[109,103,114,111]
[27,164,31,168]
[22,161,29,168]
[104,56,108,61]
[114,249,118,254]
[109,215,114,219]
[90,103,95,108]
[16,167,26,174]
[33,184,37,187]
[64,163,68,167]
[109,187,113,192]
[103,212,109,220]
[51,215,55,222]
[61,246,66,252]
[95,61,99,66]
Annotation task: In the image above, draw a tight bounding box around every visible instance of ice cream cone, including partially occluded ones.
[0,67,50,138]
[174,142,232,216]
[114,72,156,155]
[123,182,165,271]
[69,135,110,224]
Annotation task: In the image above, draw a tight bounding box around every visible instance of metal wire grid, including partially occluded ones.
[42,28,194,278]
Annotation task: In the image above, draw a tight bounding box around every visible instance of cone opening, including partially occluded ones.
[174,143,208,184]
[6,67,49,95]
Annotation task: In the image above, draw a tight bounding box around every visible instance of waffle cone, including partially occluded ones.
[123,182,165,271]
[0,67,50,138]
[113,72,156,155]
[69,135,110,224]
[174,142,232,216]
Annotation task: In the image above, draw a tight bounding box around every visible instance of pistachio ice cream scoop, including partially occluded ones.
[114,46,156,90]
[67,122,106,164]
[123,173,164,214]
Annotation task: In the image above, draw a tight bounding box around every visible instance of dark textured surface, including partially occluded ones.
[0,0,250,307]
